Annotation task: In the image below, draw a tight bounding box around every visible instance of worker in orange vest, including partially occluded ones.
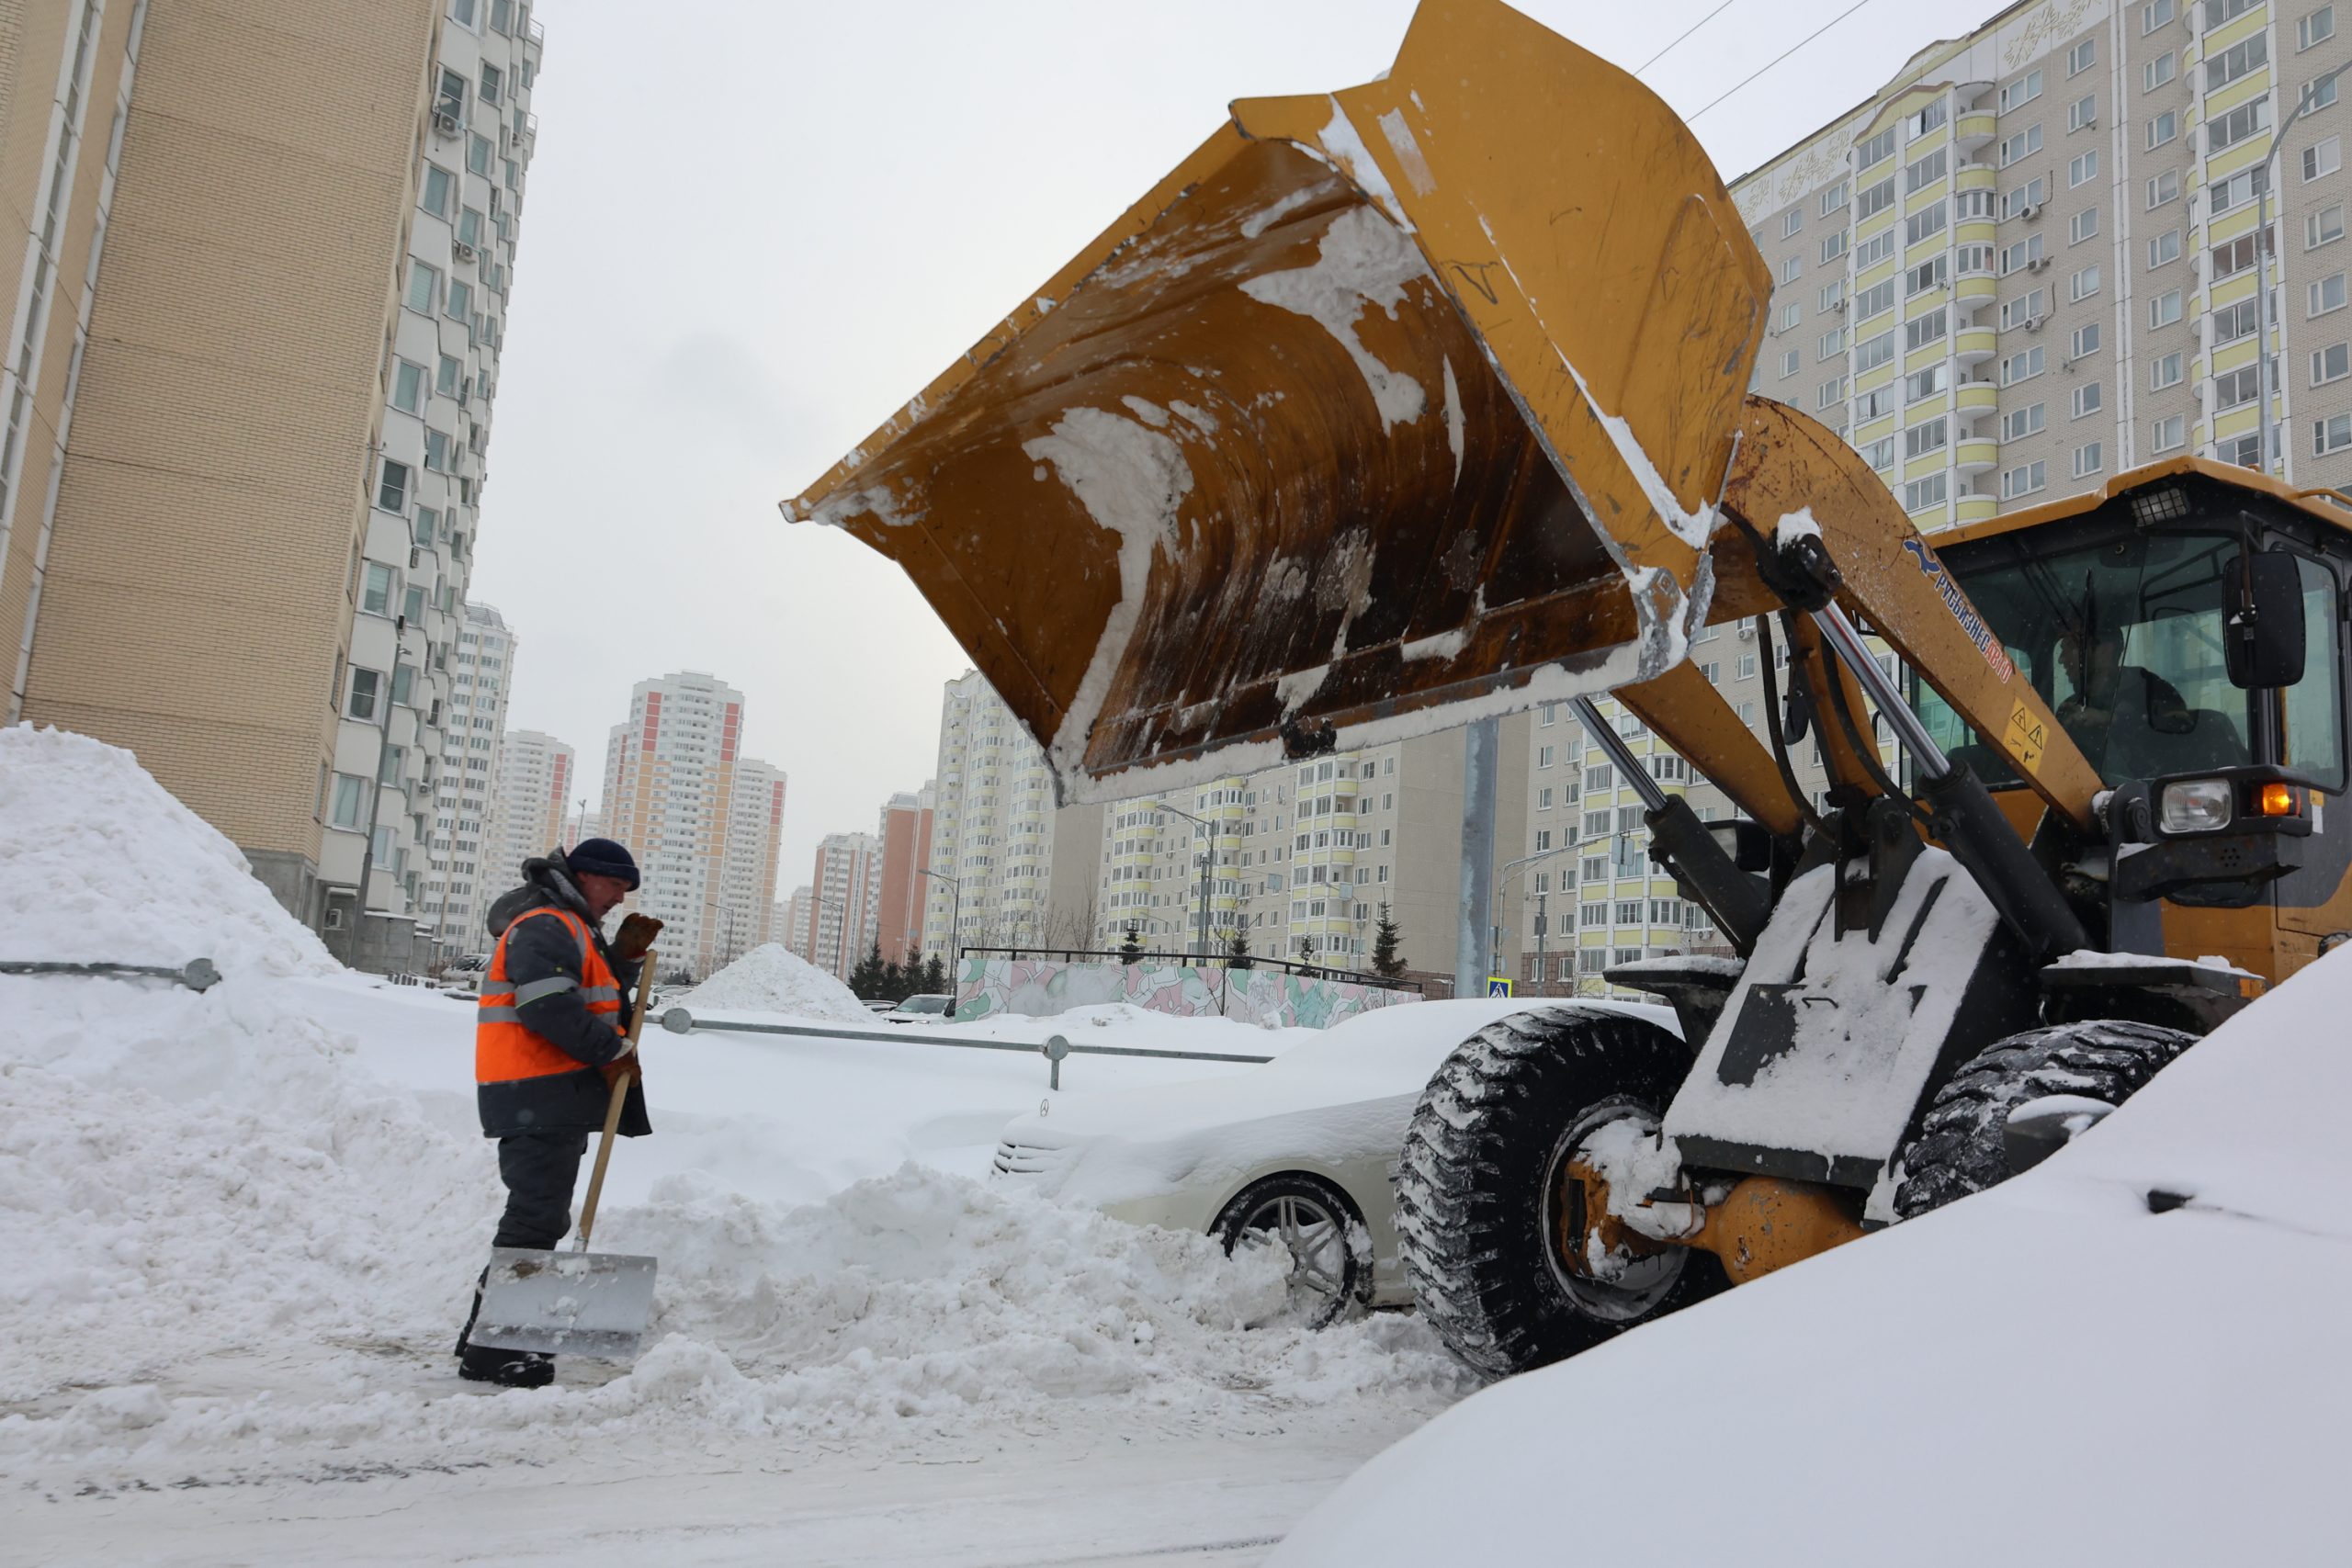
[456,838,662,1387]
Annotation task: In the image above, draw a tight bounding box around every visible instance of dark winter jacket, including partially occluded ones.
[476,852,650,1140]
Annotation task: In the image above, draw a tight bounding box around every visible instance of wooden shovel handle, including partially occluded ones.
[575,949,654,1250]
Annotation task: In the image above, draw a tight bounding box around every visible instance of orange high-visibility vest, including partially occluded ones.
[476,906,625,1083]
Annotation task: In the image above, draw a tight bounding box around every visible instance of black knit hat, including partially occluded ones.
[566,838,640,890]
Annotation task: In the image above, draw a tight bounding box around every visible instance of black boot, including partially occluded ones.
[458,1343,555,1388]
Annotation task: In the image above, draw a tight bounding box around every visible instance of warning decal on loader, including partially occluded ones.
[2005,700,2048,773]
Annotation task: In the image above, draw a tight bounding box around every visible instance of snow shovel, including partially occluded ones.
[469,953,659,1359]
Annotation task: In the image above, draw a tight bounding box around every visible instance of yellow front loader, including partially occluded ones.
[788,0,2352,1377]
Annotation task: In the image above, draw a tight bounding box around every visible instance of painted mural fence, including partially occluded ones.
[952,955,1420,1030]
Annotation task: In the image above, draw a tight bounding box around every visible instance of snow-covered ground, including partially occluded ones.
[1269,945,2352,1567]
[1,728,1467,1562]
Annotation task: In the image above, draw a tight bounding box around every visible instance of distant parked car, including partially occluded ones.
[988,998,1677,1326]
[864,998,898,1014]
[885,993,955,1023]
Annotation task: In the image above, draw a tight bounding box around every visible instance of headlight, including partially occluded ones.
[2159,778,2233,834]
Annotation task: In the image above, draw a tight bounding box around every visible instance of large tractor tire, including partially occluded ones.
[1396,1007,1724,1381]
[1894,1020,2195,1220]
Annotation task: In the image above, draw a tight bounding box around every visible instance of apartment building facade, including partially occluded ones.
[873,786,935,964]
[423,601,514,947]
[809,831,881,979]
[478,727,572,927]
[1091,721,1532,979]
[1737,0,2348,523]
[3,0,547,970]
[600,671,784,978]
[919,671,1103,958]
[781,885,812,962]
[714,759,786,970]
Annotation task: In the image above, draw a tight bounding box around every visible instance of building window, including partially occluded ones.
[436,355,464,398]
[469,133,492,175]
[1820,229,1848,265]
[2000,125,2042,167]
[2068,92,2098,132]
[2303,6,2338,49]
[347,667,382,720]
[1859,127,1895,168]
[1999,291,2043,332]
[2307,74,2342,113]
[2207,97,2274,156]
[2314,342,2352,386]
[391,358,426,413]
[2002,177,2046,219]
[2312,273,2349,317]
[2073,441,2104,479]
[361,562,394,615]
[2152,350,2185,389]
[2144,52,2176,92]
[2147,110,2179,151]
[2150,289,2184,328]
[2072,381,2104,418]
[2071,321,2102,357]
[1856,174,1895,220]
[424,428,451,471]
[2068,151,2098,189]
[2143,0,2177,31]
[1905,147,1947,194]
[1905,200,1948,246]
[2001,460,2048,500]
[405,261,440,314]
[2068,37,2097,75]
[420,164,454,219]
[1999,68,2043,113]
[2002,402,2047,441]
[1855,228,1895,269]
[1904,473,1948,513]
[331,773,368,829]
[1779,254,1803,286]
[2148,230,2182,268]
[2152,414,2187,453]
[376,458,411,513]
[481,62,503,106]
[2308,137,2346,184]
[447,279,473,322]
[2312,205,2347,250]
[2001,345,2046,385]
[2318,414,2352,456]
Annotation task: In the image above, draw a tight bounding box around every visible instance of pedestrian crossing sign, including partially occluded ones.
[1487,977,1513,997]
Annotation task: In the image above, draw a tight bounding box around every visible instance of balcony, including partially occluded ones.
[1955,274,1997,312]
[1956,112,1996,153]
[1955,438,2000,474]
[1954,493,1998,525]
[1956,379,1999,415]
[1954,326,1997,366]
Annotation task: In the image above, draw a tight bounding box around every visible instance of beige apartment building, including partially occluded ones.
[808,829,880,980]
[478,725,572,930]
[600,671,785,979]
[1,0,546,970]
[428,600,515,947]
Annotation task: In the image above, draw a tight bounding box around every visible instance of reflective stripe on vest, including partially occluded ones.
[476,906,626,1084]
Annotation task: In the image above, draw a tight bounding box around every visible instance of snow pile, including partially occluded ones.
[672,942,869,1021]
[0,725,338,979]
[0,976,502,1409]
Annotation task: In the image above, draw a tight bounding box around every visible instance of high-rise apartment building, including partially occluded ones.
[714,758,787,969]
[809,831,881,979]
[3,0,547,970]
[873,786,935,964]
[600,671,784,977]
[1091,723,1532,977]
[478,727,573,916]
[921,671,1104,958]
[782,885,813,961]
[1736,0,2348,523]
[425,601,515,947]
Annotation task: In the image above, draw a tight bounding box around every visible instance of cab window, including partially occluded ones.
[2283,556,2344,789]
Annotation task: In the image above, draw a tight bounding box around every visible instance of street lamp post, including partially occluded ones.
[915,867,963,1010]
[1144,798,1218,958]
[2255,62,2350,477]
[1488,843,1582,987]
[816,893,848,982]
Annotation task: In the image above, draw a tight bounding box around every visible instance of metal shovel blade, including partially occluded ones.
[469,1246,658,1358]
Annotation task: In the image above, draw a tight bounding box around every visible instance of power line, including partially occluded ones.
[1683,0,1882,123]
[1636,0,1739,76]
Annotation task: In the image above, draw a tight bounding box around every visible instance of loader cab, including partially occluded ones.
[1911,464,2352,977]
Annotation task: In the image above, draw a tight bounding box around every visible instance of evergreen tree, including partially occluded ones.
[922,953,949,993]
[1224,925,1253,969]
[849,940,886,998]
[1118,924,1146,961]
[1372,903,1407,980]
[879,954,906,1001]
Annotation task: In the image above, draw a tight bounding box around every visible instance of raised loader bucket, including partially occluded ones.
[785,0,1770,801]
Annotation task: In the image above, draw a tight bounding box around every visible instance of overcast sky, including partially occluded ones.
[478,0,1990,885]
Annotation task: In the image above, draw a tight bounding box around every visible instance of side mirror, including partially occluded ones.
[1706,818,1775,873]
[2226,549,2307,690]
